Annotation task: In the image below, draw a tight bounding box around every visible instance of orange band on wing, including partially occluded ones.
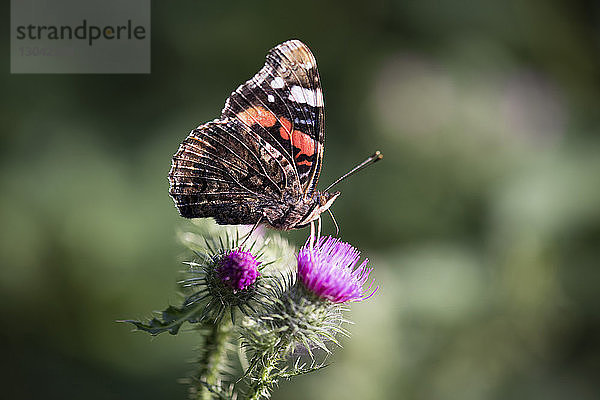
[279,118,293,136]
[279,118,316,162]
[236,106,277,128]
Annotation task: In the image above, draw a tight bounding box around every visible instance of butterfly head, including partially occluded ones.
[296,190,341,228]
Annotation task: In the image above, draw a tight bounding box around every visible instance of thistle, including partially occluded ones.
[298,236,378,303]
[217,250,261,291]
[240,236,377,400]
[124,221,293,399]
[124,221,377,400]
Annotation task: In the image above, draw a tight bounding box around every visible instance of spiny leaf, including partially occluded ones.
[121,302,206,336]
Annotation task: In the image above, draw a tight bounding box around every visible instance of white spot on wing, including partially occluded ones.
[315,88,324,107]
[267,94,275,102]
[289,85,306,104]
[288,85,324,107]
[270,77,285,89]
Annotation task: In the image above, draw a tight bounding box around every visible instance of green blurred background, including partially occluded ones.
[2,1,600,399]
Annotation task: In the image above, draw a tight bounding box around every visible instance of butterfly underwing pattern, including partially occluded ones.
[168,39,340,230]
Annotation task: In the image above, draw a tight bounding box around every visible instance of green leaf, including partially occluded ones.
[121,302,206,336]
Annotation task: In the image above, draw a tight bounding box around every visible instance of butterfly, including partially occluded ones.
[168,39,380,231]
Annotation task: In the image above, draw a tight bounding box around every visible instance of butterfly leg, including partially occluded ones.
[309,220,315,250]
[327,209,340,236]
[240,215,263,249]
[316,215,322,242]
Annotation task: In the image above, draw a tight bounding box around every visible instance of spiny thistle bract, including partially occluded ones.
[124,220,377,400]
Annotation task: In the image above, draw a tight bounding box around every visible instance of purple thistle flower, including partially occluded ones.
[217,249,260,291]
[297,236,377,303]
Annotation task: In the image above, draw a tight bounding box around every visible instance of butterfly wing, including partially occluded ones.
[220,39,325,197]
[168,119,298,224]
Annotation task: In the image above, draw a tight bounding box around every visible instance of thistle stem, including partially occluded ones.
[193,315,233,400]
[247,356,277,400]
[245,339,293,400]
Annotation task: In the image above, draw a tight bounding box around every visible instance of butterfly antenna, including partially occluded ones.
[324,151,383,192]
[327,209,340,236]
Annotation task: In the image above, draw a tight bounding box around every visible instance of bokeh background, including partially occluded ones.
[2,1,600,399]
